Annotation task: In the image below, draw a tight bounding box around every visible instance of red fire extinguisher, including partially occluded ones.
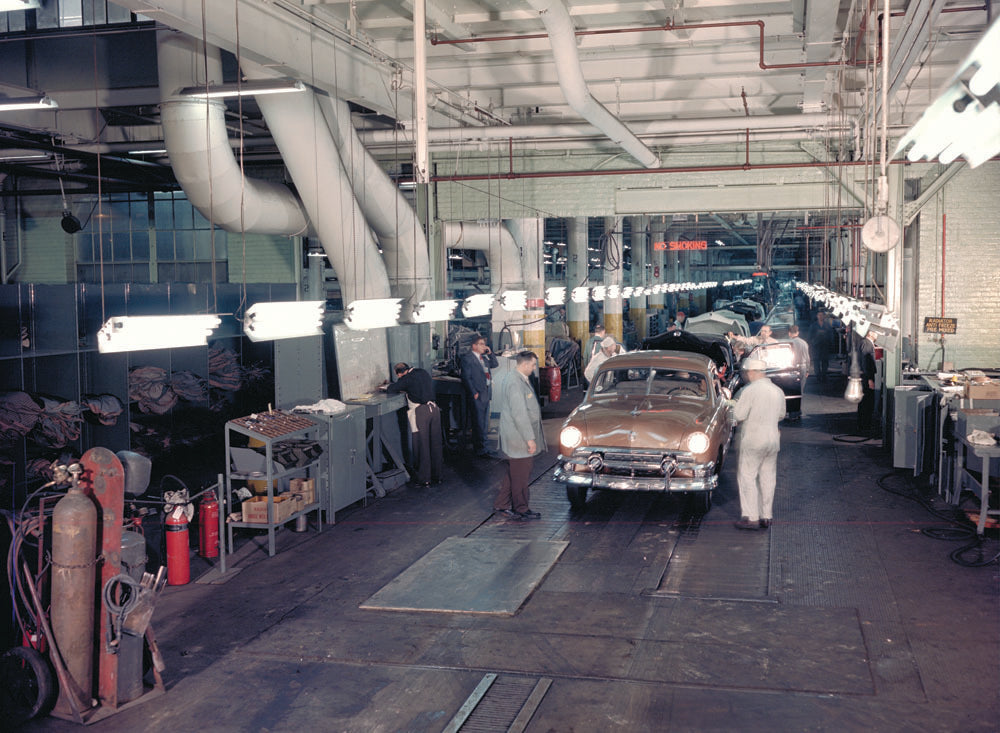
[165,506,190,585]
[198,491,219,559]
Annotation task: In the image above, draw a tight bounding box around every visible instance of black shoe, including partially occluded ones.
[476,450,494,459]
[759,518,772,529]
[497,509,524,520]
[518,509,541,520]
[409,481,430,489]
[734,517,760,530]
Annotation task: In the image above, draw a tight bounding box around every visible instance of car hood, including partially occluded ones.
[572,397,712,449]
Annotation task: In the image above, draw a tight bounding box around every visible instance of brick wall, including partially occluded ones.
[914,163,1000,369]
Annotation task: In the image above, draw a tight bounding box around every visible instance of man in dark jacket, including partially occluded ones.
[856,330,878,435]
[459,336,499,456]
[385,363,443,487]
[808,311,835,381]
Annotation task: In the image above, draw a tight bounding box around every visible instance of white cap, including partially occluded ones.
[601,336,617,349]
[742,358,767,372]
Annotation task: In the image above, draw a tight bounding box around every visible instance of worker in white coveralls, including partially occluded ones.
[732,358,786,530]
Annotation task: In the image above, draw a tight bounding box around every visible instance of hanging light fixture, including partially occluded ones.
[590,285,607,301]
[243,301,324,341]
[97,315,221,353]
[844,349,864,403]
[344,298,402,330]
[410,299,459,323]
[0,94,57,111]
[570,287,590,304]
[545,286,566,306]
[461,293,495,317]
[177,79,306,99]
[498,290,527,311]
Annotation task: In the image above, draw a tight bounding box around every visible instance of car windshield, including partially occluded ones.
[591,367,708,400]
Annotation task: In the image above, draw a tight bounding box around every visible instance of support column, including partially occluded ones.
[629,216,648,342]
[883,164,905,391]
[566,216,589,346]
[509,218,546,365]
[603,216,624,343]
[648,216,666,335]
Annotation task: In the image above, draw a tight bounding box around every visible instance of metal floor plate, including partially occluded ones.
[651,516,773,601]
[361,536,569,615]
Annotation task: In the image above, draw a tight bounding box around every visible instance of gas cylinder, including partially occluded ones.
[198,491,219,558]
[51,479,97,713]
[165,506,190,585]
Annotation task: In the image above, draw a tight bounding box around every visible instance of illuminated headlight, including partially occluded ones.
[560,425,583,449]
[685,431,710,454]
[587,453,604,471]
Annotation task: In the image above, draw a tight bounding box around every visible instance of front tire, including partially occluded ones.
[691,490,713,514]
[566,485,588,511]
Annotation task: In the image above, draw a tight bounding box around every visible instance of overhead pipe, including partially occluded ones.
[358,112,842,147]
[524,0,660,169]
[431,155,943,183]
[253,88,391,304]
[315,95,432,305]
[440,220,525,338]
[157,32,312,235]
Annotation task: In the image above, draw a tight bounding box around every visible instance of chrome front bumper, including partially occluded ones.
[553,449,717,492]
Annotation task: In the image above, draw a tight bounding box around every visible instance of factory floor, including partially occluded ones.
[20,372,1000,733]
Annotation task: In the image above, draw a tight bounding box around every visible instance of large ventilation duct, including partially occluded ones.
[316,96,431,304]
[254,89,391,304]
[157,32,311,235]
[440,221,523,291]
[525,0,660,169]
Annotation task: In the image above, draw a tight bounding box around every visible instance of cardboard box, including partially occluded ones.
[965,381,1000,401]
[241,495,295,524]
[289,478,316,505]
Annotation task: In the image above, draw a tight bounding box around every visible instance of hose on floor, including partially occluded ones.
[876,470,998,567]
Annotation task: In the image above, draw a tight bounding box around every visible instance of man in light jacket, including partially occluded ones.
[492,350,546,520]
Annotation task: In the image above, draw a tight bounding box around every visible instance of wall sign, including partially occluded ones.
[923,317,957,334]
[654,240,707,251]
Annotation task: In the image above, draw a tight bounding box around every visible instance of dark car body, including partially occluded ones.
[553,351,734,513]
[736,341,803,402]
[640,329,740,391]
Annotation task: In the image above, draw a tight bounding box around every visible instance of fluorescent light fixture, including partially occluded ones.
[178,79,306,99]
[127,148,167,155]
[545,286,566,306]
[590,286,606,301]
[461,293,495,317]
[344,298,402,330]
[97,315,220,353]
[895,17,1000,168]
[243,300,324,341]
[498,290,527,311]
[606,285,621,299]
[0,95,57,111]
[715,239,725,246]
[621,287,634,298]
[570,287,590,304]
[0,151,48,162]
[0,1,40,12]
[410,299,459,323]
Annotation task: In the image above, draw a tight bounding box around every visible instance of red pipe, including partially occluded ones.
[795,224,862,230]
[431,5,987,70]
[941,213,946,317]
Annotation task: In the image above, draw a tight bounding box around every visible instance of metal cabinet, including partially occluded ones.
[224,412,326,557]
[309,406,367,520]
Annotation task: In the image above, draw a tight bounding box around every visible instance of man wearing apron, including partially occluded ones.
[386,363,443,488]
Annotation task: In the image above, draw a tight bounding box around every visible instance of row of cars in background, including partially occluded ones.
[553,296,804,514]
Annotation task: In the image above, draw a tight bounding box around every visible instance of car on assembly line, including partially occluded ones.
[553,351,734,514]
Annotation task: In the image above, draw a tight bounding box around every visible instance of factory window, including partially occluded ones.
[2,0,143,32]
[76,192,227,284]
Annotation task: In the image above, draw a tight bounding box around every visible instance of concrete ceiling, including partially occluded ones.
[0,0,995,237]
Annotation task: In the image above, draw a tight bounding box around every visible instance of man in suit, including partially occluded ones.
[493,350,546,520]
[460,335,499,457]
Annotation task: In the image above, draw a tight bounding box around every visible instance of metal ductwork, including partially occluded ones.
[525,0,660,169]
[316,96,431,305]
[440,221,524,291]
[157,32,311,235]
[253,89,391,304]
